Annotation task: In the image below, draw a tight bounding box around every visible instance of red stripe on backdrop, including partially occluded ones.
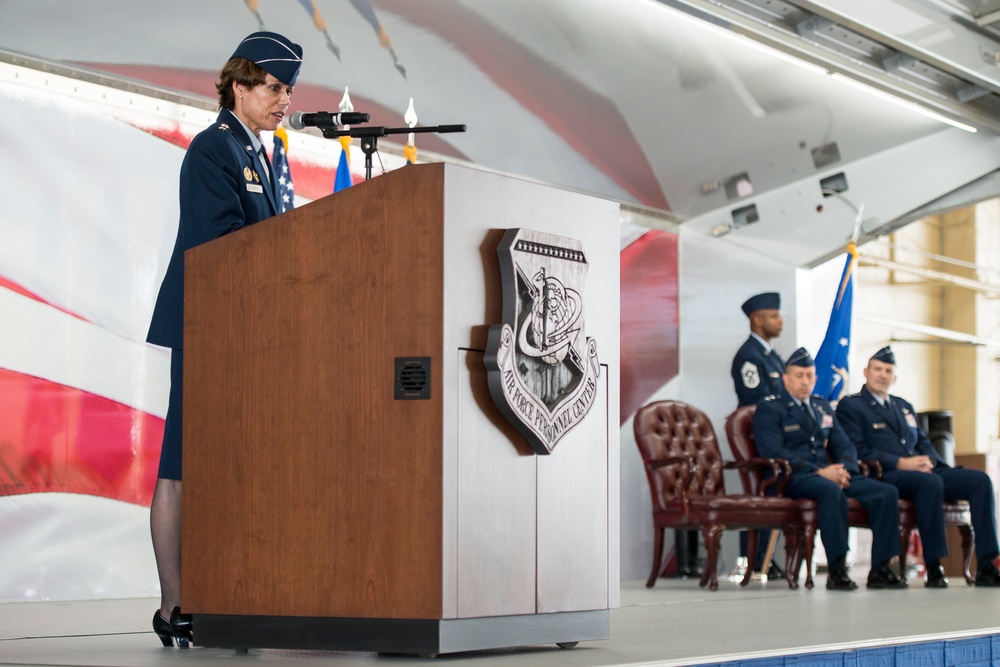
[85,63,470,160]
[0,368,163,506]
[0,276,88,322]
[620,230,679,424]
[127,120,353,201]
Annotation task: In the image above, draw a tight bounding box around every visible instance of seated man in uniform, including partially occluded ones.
[754,347,907,590]
[837,346,1000,588]
[731,291,786,576]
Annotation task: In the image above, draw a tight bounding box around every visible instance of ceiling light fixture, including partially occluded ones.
[640,0,985,133]
[829,73,977,133]
[637,0,829,75]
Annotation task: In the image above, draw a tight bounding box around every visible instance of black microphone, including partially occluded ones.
[288,111,370,130]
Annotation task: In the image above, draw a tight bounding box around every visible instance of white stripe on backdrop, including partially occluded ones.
[0,79,183,601]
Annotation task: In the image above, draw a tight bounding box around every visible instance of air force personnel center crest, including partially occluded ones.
[485,228,601,454]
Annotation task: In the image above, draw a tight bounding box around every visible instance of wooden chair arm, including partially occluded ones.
[724,457,792,496]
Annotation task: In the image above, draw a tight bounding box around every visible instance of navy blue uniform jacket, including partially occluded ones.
[753,393,861,476]
[732,336,785,407]
[147,108,279,349]
[836,387,947,471]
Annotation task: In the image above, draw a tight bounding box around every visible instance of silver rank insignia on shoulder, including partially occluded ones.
[218,123,229,131]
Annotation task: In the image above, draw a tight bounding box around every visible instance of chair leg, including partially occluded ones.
[781,527,799,590]
[646,526,665,589]
[701,525,724,591]
[741,529,758,587]
[898,526,912,583]
[803,526,816,589]
[789,527,803,586]
[960,525,975,586]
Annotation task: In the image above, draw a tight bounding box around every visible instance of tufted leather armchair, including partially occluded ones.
[725,405,975,588]
[633,400,804,591]
[726,405,818,587]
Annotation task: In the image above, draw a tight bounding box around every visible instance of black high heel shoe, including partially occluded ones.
[170,607,193,649]
[152,607,193,648]
[152,610,174,647]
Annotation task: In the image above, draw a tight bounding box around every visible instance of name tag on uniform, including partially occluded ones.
[905,412,918,428]
[872,422,887,429]
[821,414,833,429]
[768,372,780,378]
[784,424,800,432]
[246,183,264,194]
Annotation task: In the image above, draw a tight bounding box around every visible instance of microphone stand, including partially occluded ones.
[316,124,466,181]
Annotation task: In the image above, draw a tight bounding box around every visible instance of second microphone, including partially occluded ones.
[288,110,370,130]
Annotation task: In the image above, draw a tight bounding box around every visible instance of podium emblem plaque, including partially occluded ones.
[485,228,601,454]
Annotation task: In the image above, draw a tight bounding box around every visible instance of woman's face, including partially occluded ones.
[233,74,293,136]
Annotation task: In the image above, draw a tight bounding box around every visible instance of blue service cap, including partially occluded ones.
[741,292,780,316]
[786,347,815,368]
[230,32,303,86]
[870,346,896,364]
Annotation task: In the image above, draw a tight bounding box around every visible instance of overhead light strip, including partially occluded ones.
[644,0,991,132]
[830,73,977,132]
[639,0,830,75]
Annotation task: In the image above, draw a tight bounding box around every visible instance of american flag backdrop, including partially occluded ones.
[0,77,351,602]
[0,69,680,603]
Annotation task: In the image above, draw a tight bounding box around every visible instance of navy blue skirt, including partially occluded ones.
[157,348,183,480]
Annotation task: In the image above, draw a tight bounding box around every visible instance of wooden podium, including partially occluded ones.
[181,163,620,656]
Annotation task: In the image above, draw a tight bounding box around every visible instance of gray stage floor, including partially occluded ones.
[3,573,1000,667]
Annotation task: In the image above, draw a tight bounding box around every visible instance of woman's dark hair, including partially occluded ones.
[216,58,269,110]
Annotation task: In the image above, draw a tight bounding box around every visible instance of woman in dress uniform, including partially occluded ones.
[146,31,303,648]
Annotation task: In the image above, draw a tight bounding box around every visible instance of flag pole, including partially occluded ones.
[850,203,864,244]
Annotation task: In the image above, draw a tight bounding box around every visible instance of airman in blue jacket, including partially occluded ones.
[837,346,1000,588]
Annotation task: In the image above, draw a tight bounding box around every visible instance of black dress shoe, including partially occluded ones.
[975,558,1000,587]
[925,562,948,589]
[826,570,858,590]
[768,561,785,579]
[867,562,908,590]
[826,556,858,591]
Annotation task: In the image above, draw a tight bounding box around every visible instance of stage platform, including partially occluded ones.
[3,571,1000,667]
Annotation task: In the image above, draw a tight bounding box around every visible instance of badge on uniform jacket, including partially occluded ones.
[821,414,833,429]
[740,361,760,389]
[904,411,918,428]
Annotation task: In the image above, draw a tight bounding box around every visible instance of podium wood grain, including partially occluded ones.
[183,165,446,619]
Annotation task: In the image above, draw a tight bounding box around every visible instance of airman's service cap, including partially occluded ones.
[870,346,896,364]
[786,347,815,368]
[231,32,303,86]
[741,292,780,317]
